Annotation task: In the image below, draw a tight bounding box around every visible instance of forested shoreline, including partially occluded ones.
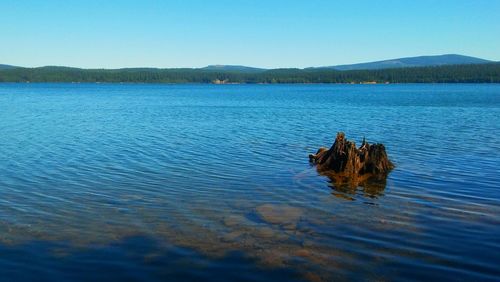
[0,63,499,83]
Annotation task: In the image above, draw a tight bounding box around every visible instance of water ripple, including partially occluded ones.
[0,83,499,281]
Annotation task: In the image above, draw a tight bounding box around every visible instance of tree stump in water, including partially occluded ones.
[309,132,394,187]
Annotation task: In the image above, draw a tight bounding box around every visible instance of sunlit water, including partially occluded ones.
[0,83,499,281]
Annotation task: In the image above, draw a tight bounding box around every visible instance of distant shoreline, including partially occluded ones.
[1,62,499,84]
[1,82,499,85]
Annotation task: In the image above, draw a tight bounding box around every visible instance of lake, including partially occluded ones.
[0,83,499,281]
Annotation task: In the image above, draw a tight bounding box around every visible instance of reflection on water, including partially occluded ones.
[1,83,500,281]
[326,175,387,200]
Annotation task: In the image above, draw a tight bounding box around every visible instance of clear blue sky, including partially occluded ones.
[1,0,499,68]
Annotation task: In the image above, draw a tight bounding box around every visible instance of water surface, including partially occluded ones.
[0,83,499,281]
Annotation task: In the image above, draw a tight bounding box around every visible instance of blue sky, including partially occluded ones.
[1,0,499,68]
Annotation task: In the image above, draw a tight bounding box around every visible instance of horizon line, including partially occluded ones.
[2,53,498,70]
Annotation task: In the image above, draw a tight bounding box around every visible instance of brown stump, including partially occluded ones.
[309,132,394,188]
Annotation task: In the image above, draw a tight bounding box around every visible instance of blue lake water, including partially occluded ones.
[0,83,499,281]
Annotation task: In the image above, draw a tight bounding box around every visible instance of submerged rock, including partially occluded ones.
[309,132,394,187]
[222,215,249,228]
[256,204,303,226]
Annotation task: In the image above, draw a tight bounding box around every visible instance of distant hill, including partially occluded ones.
[323,54,492,71]
[2,55,494,72]
[1,62,498,83]
[202,65,266,72]
[0,64,18,70]
[1,55,499,83]
[37,66,83,70]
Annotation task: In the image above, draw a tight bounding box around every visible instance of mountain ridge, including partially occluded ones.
[323,54,492,71]
[201,65,266,72]
[1,54,495,72]
[1,62,498,83]
[0,64,19,70]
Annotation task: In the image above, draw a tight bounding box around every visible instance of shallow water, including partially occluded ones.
[0,83,499,281]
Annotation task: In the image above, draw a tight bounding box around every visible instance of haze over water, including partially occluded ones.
[0,83,499,281]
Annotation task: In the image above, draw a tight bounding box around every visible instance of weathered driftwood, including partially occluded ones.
[309,132,394,187]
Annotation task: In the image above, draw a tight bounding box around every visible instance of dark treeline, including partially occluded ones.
[0,63,499,83]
